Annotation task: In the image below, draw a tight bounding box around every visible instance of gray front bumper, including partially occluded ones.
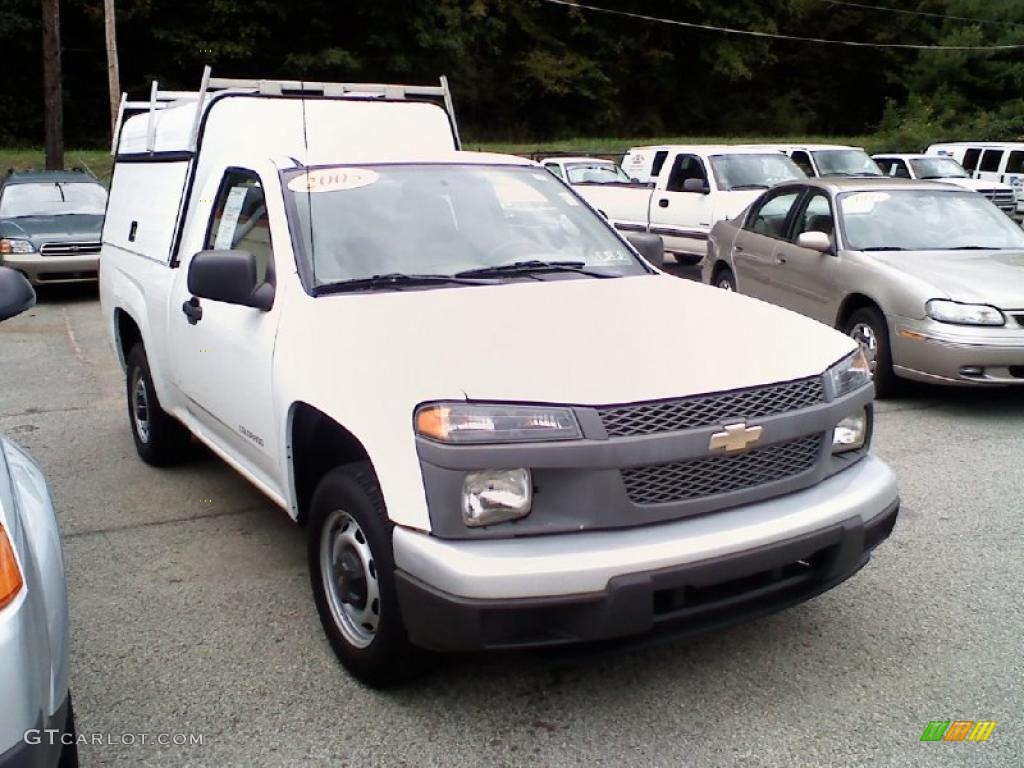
[395,453,898,601]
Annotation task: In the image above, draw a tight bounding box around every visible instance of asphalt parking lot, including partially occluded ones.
[1,277,1021,768]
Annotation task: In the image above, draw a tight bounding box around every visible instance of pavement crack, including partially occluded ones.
[64,505,267,539]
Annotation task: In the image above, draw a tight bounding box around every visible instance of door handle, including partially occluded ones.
[734,244,745,253]
[775,256,787,264]
[182,297,203,325]
[658,198,669,208]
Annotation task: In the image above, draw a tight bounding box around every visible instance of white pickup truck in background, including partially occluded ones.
[540,156,638,185]
[99,71,898,688]
[578,145,806,264]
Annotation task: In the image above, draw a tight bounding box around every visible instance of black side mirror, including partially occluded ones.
[682,178,709,194]
[188,250,274,311]
[0,267,36,322]
[626,232,664,268]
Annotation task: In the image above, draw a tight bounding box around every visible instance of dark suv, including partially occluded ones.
[0,170,107,285]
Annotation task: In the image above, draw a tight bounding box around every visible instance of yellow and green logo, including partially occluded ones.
[921,720,997,742]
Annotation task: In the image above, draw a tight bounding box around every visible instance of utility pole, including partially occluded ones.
[41,0,64,170]
[104,0,121,137]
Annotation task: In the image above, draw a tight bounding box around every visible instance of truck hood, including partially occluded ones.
[0,214,103,247]
[716,190,764,220]
[323,275,856,405]
[869,249,1024,308]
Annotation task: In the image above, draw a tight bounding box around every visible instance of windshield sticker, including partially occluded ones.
[592,249,631,263]
[213,186,248,250]
[287,168,379,193]
[843,191,889,214]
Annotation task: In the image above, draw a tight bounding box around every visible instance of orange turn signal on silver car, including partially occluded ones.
[0,524,24,610]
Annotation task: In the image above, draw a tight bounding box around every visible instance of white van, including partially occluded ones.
[926,142,1024,215]
[100,70,898,687]
[873,153,1017,219]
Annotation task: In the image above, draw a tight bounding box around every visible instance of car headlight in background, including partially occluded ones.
[415,403,582,444]
[0,238,35,256]
[462,469,532,527]
[926,299,1005,327]
[827,349,872,397]
[832,408,868,454]
[0,524,24,609]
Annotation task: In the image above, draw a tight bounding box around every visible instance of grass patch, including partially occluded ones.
[470,134,878,156]
[1,148,114,183]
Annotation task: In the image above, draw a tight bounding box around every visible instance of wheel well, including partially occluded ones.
[114,309,142,367]
[710,260,732,281]
[835,293,881,329]
[289,403,371,525]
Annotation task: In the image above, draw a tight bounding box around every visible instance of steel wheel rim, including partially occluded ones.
[320,509,379,649]
[131,373,151,443]
[849,322,878,374]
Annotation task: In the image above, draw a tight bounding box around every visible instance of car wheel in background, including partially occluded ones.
[308,463,426,688]
[845,306,898,397]
[674,252,703,267]
[713,267,736,291]
[125,344,192,465]
[57,695,79,768]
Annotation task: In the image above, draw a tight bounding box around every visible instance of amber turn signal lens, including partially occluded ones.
[415,406,448,441]
[0,524,24,609]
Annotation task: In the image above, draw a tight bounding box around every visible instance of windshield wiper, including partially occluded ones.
[945,246,1003,250]
[860,246,907,251]
[316,272,487,294]
[728,184,769,190]
[454,260,615,279]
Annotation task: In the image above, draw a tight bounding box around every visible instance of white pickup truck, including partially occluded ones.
[100,71,898,687]
[579,145,806,264]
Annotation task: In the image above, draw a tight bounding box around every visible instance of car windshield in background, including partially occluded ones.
[286,164,646,288]
[813,150,883,177]
[566,163,630,184]
[0,182,107,217]
[910,158,969,179]
[839,189,1024,251]
[709,154,806,190]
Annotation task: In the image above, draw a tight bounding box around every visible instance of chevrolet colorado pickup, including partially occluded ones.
[100,71,899,687]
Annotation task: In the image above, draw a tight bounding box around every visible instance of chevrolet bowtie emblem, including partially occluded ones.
[709,423,763,455]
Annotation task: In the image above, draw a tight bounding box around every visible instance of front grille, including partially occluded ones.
[599,377,824,437]
[39,241,101,257]
[1012,313,1024,328]
[622,434,822,505]
[982,190,1016,212]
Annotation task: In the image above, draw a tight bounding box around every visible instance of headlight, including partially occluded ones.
[0,524,24,609]
[926,299,1005,326]
[462,469,532,527]
[415,403,582,444]
[0,238,35,255]
[832,409,868,454]
[827,349,872,398]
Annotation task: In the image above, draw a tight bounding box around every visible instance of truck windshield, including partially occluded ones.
[839,189,1024,251]
[709,154,805,190]
[813,150,883,177]
[286,164,646,289]
[566,163,631,184]
[0,182,107,218]
[909,158,970,179]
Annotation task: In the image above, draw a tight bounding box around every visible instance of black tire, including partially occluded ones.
[844,306,899,397]
[712,266,737,291]
[308,462,426,688]
[125,343,192,465]
[674,252,703,267]
[57,695,79,768]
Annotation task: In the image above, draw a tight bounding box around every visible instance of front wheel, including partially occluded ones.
[125,344,192,465]
[308,463,425,688]
[844,306,899,397]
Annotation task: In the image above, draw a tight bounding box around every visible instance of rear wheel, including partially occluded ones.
[125,344,192,465]
[308,463,425,688]
[844,306,899,397]
[713,267,736,291]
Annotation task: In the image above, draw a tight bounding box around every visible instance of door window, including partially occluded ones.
[745,189,802,239]
[887,160,910,178]
[205,169,274,283]
[792,192,834,239]
[790,151,815,176]
[1005,151,1024,175]
[665,154,707,192]
[962,148,981,172]
[979,149,1004,173]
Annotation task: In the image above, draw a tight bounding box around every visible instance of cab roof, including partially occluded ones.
[629,145,790,156]
[797,176,963,194]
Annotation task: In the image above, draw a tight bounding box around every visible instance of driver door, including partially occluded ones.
[168,167,284,491]
[649,153,713,257]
